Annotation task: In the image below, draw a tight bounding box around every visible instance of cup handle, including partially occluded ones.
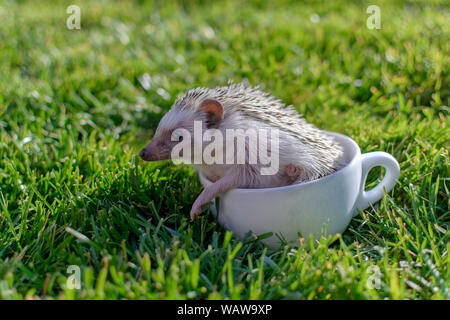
[355,152,400,213]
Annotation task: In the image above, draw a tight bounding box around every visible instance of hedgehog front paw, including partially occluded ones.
[190,202,203,220]
[285,164,301,182]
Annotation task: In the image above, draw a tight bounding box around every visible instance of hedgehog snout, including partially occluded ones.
[139,148,147,159]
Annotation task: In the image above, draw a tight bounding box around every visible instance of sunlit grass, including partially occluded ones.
[0,0,448,299]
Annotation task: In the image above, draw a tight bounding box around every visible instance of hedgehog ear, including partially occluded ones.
[199,99,224,128]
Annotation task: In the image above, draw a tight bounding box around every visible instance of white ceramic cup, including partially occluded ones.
[198,132,400,248]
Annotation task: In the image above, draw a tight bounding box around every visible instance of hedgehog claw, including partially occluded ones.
[190,203,203,220]
[286,164,301,182]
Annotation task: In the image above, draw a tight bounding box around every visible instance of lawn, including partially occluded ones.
[0,0,448,300]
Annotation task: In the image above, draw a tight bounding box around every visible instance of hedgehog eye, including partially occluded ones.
[171,129,184,142]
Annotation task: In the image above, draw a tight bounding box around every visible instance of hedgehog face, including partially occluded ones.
[139,99,224,162]
[140,109,190,161]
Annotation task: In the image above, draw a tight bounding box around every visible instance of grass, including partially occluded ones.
[0,0,449,300]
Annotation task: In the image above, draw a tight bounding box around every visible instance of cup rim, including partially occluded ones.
[198,131,361,194]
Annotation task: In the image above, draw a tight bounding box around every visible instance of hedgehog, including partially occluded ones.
[140,83,344,219]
